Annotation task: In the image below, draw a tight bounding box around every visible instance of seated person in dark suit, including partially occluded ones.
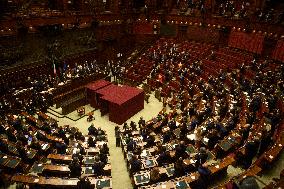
[97,127,105,136]
[216,122,228,138]
[153,142,164,156]
[198,164,211,176]
[72,152,83,164]
[150,167,161,183]
[99,153,108,164]
[29,138,42,151]
[75,131,85,141]
[145,135,155,148]
[242,139,260,169]
[130,121,137,131]
[168,119,177,130]
[16,131,28,145]
[77,143,86,155]
[123,122,129,131]
[77,177,92,189]
[41,123,52,134]
[207,129,220,150]
[250,95,261,113]
[16,141,27,160]
[138,117,146,128]
[163,131,172,143]
[267,94,277,111]
[57,126,66,139]
[0,124,5,133]
[12,117,22,131]
[69,157,82,177]
[88,123,98,136]
[87,136,96,147]
[140,128,148,141]
[194,147,208,168]
[6,127,17,142]
[0,138,8,152]
[246,112,256,126]
[55,141,67,154]
[157,151,172,166]
[175,141,187,159]
[179,123,188,140]
[100,143,109,154]
[127,138,137,151]
[92,156,105,176]
[197,164,211,189]
[97,128,106,141]
[188,119,198,131]
[124,134,131,145]
[129,155,142,173]
[174,157,185,177]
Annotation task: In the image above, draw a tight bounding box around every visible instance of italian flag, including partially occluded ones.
[53,62,57,76]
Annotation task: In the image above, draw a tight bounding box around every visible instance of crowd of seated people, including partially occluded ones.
[254,8,284,24]
[214,0,284,24]
[13,8,64,18]
[0,56,111,188]
[180,0,206,16]
[121,38,283,188]
[0,107,112,188]
[0,59,106,115]
[215,0,251,19]
[0,53,116,188]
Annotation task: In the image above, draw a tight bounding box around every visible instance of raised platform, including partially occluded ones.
[87,80,144,124]
[86,80,112,109]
